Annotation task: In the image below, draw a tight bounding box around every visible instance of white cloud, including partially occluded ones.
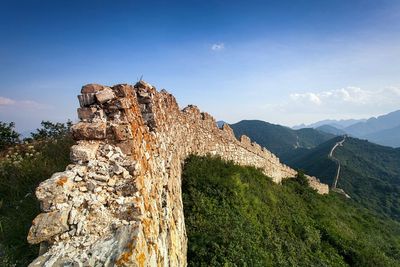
[290,92,322,105]
[253,86,400,126]
[211,43,225,51]
[289,86,400,107]
[0,96,49,109]
[0,96,15,106]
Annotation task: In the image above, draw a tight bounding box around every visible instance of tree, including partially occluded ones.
[296,170,309,187]
[30,120,72,140]
[0,121,20,151]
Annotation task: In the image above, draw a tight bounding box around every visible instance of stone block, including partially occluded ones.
[35,171,75,212]
[27,209,69,244]
[78,94,96,107]
[81,84,106,94]
[70,142,99,162]
[112,124,133,141]
[113,84,132,97]
[95,88,115,104]
[71,122,107,140]
[77,107,97,121]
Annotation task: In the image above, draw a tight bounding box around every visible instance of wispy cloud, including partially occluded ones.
[211,43,225,51]
[0,96,16,105]
[0,96,50,109]
[289,87,400,107]
[252,86,400,126]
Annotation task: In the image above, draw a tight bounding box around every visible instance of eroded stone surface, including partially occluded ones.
[28,210,69,244]
[28,81,329,266]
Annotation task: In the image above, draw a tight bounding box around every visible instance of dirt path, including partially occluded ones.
[329,136,346,189]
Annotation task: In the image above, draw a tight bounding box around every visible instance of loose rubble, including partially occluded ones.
[28,81,329,267]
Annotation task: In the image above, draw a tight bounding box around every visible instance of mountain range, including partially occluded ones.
[294,110,400,148]
[230,120,400,220]
[230,120,334,162]
[293,118,366,130]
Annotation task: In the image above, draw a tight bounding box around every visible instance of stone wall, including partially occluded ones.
[27,81,329,266]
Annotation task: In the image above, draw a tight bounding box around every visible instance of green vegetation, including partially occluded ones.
[286,136,343,185]
[0,121,73,266]
[334,138,400,220]
[230,120,334,162]
[183,155,400,266]
[29,120,72,141]
[290,137,400,220]
[0,122,20,151]
[316,124,346,136]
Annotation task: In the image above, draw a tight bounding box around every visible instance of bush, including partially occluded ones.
[0,133,73,266]
[30,120,72,140]
[0,122,20,151]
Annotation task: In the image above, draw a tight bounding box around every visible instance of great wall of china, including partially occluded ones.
[27,81,329,266]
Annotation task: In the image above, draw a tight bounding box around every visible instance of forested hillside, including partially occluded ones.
[183,155,400,266]
[290,137,400,220]
[230,120,334,162]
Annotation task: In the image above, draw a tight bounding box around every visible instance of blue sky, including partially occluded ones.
[1,0,400,132]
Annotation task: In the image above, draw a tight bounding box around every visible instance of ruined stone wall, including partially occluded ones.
[27,81,329,267]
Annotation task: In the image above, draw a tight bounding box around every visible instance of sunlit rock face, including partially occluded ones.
[27,81,328,267]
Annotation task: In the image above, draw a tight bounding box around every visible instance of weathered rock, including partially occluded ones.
[81,83,106,94]
[112,124,133,141]
[35,171,75,212]
[77,107,98,121]
[28,81,329,267]
[115,98,132,109]
[71,122,106,140]
[95,88,115,104]
[27,209,69,244]
[112,84,132,97]
[70,141,99,162]
[78,93,96,107]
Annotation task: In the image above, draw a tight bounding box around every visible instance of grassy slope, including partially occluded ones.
[183,155,400,267]
[0,137,73,266]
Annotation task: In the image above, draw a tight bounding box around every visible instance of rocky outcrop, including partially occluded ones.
[27,81,329,266]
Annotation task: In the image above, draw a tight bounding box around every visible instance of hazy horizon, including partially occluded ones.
[1,0,400,132]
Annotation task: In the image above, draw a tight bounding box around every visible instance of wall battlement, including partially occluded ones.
[27,81,328,266]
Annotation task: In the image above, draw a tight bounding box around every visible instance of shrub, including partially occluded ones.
[0,122,20,151]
